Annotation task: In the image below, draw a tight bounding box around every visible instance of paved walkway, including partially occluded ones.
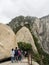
[0,61,28,65]
[0,58,39,65]
[0,59,28,65]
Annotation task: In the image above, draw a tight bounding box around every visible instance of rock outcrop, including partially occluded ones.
[0,23,16,60]
[16,26,38,54]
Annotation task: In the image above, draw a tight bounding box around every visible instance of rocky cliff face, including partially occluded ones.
[8,15,49,54]
[0,23,16,60]
[16,26,38,54]
[39,15,49,54]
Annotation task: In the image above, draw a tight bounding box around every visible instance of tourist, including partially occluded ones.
[24,51,28,57]
[11,48,15,63]
[14,47,18,62]
[18,49,22,61]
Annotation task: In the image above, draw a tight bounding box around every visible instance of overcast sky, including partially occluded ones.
[0,0,49,24]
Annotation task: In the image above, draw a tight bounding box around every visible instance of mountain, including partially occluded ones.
[8,15,49,54]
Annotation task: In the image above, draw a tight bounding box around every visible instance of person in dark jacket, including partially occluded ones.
[14,47,18,62]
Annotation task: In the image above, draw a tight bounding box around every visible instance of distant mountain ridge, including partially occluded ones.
[8,15,49,54]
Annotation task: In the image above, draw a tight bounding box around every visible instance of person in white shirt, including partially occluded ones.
[11,48,15,63]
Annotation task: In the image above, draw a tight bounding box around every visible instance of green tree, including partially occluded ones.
[17,42,32,65]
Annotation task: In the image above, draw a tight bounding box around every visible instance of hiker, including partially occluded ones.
[14,47,18,62]
[24,51,28,57]
[11,48,15,63]
[18,49,22,61]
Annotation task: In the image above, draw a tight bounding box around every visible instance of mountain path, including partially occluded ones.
[0,58,39,65]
